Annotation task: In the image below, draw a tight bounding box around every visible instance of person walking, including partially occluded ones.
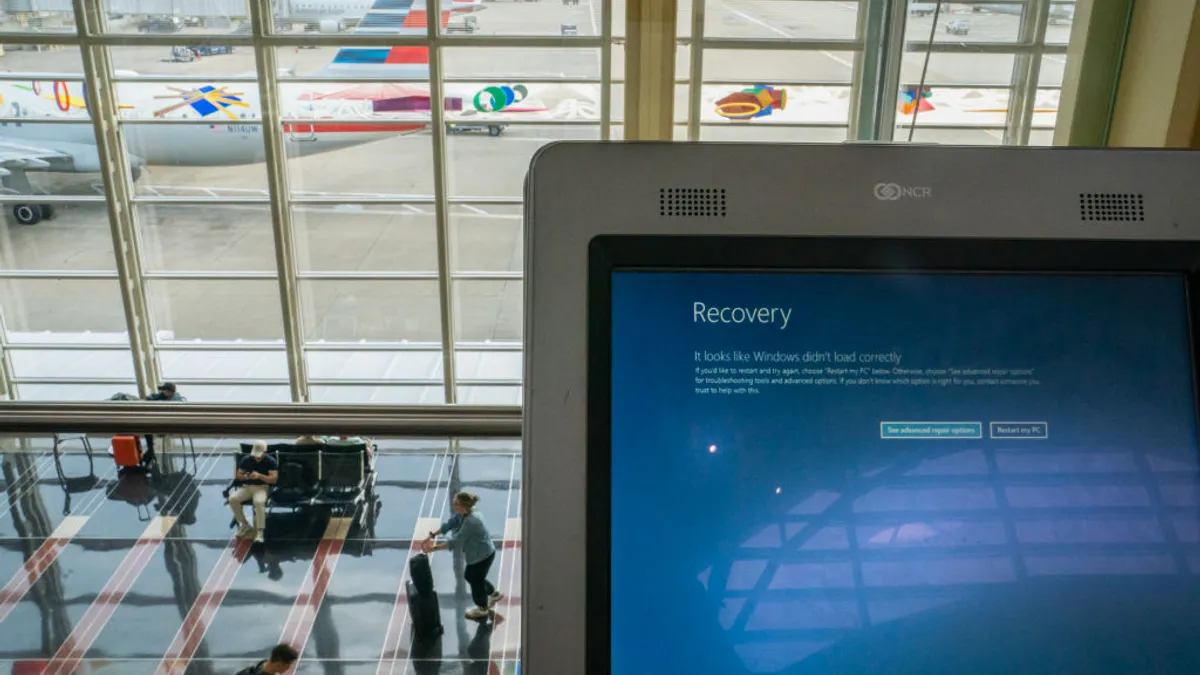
[422,491,501,620]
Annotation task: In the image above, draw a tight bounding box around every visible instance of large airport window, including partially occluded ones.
[102,4,251,34]
[902,2,1026,43]
[0,0,1097,402]
[287,131,436,197]
[453,279,523,345]
[0,203,114,271]
[293,204,440,274]
[457,383,522,405]
[298,279,444,343]
[125,122,271,196]
[703,0,860,40]
[310,383,444,404]
[443,47,603,81]
[146,278,287,343]
[445,125,602,199]
[449,204,524,274]
[137,204,280,273]
[702,49,858,84]
[0,278,129,337]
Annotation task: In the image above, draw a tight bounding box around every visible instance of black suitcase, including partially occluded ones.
[408,554,443,639]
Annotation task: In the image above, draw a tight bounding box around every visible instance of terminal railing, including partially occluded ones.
[0,403,522,437]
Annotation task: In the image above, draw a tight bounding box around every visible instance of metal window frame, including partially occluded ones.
[72,0,159,398]
[685,0,1068,143]
[1006,0,1052,144]
[0,0,1092,404]
[1,2,616,404]
[684,2,870,140]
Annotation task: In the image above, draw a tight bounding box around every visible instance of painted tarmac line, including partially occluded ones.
[44,516,177,675]
[714,1,856,69]
[278,517,354,658]
[154,536,254,675]
[0,515,89,622]
[376,449,446,674]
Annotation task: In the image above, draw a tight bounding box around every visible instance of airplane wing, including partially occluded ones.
[0,137,72,175]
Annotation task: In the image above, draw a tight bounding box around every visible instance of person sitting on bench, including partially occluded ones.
[230,440,277,543]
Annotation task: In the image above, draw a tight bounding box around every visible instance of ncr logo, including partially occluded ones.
[873,182,932,200]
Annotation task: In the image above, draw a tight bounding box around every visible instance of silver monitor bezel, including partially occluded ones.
[522,142,1200,674]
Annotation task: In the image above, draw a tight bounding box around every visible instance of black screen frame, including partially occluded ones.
[585,235,1200,674]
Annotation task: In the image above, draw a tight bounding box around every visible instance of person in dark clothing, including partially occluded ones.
[422,491,500,620]
[236,643,299,674]
[147,382,184,402]
[143,382,185,458]
[230,440,278,543]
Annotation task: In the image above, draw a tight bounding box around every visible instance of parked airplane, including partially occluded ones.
[0,0,530,226]
[274,0,486,34]
[973,3,1075,23]
[910,2,1074,23]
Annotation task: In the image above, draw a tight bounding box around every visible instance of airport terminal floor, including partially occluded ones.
[0,437,522,674]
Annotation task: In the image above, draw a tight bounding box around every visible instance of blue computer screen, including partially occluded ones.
[609,271,1200,675]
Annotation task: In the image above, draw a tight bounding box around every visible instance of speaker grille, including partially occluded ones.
[1080,193,1145,222]
[660,188,727,217]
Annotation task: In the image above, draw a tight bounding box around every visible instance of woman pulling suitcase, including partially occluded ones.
[422,491,502,620]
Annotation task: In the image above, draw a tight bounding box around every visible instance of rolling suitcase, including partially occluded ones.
[111,436,143,469]
[408,553,443,640]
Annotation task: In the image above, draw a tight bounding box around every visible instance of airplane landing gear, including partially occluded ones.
[12,204,55,226]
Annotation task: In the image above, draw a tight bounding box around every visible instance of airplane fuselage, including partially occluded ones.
[0,118,414,169]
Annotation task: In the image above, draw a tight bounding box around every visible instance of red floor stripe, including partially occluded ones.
[277,518,352,657]
[44,517,176,675]
[155,537,253,675]
[0,517,83,623]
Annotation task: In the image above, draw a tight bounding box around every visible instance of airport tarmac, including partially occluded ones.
[0,0,1067,373]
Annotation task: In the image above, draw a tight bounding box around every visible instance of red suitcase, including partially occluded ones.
[112,436,143,468]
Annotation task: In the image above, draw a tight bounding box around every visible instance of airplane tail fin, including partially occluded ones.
[320,0,482,78]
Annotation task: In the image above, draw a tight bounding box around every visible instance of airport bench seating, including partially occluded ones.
[236,442,374,510]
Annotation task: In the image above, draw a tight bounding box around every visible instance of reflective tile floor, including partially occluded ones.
[0,445,522,675]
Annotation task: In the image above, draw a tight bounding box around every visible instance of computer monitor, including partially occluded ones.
[523,143,1200,675]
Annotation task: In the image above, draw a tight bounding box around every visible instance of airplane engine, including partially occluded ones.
[66,145,102,173]
[318,18,343,33]
[61,143,144,180]
[30,141,105,173]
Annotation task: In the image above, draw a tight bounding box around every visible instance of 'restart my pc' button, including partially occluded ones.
[880,422,983,439]
[989,422,1048,439]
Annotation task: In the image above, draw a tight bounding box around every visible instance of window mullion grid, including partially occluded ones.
[686,0,706,141]
[0,308,16,400]
[428,4,457,404]
[1009,0,1051,144]
[874,0,910,140]
[72,0,158,398]
[602,0,614,140]
[249,0,309,402]
[850,0,885,140]
[1012,0,1051,145]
